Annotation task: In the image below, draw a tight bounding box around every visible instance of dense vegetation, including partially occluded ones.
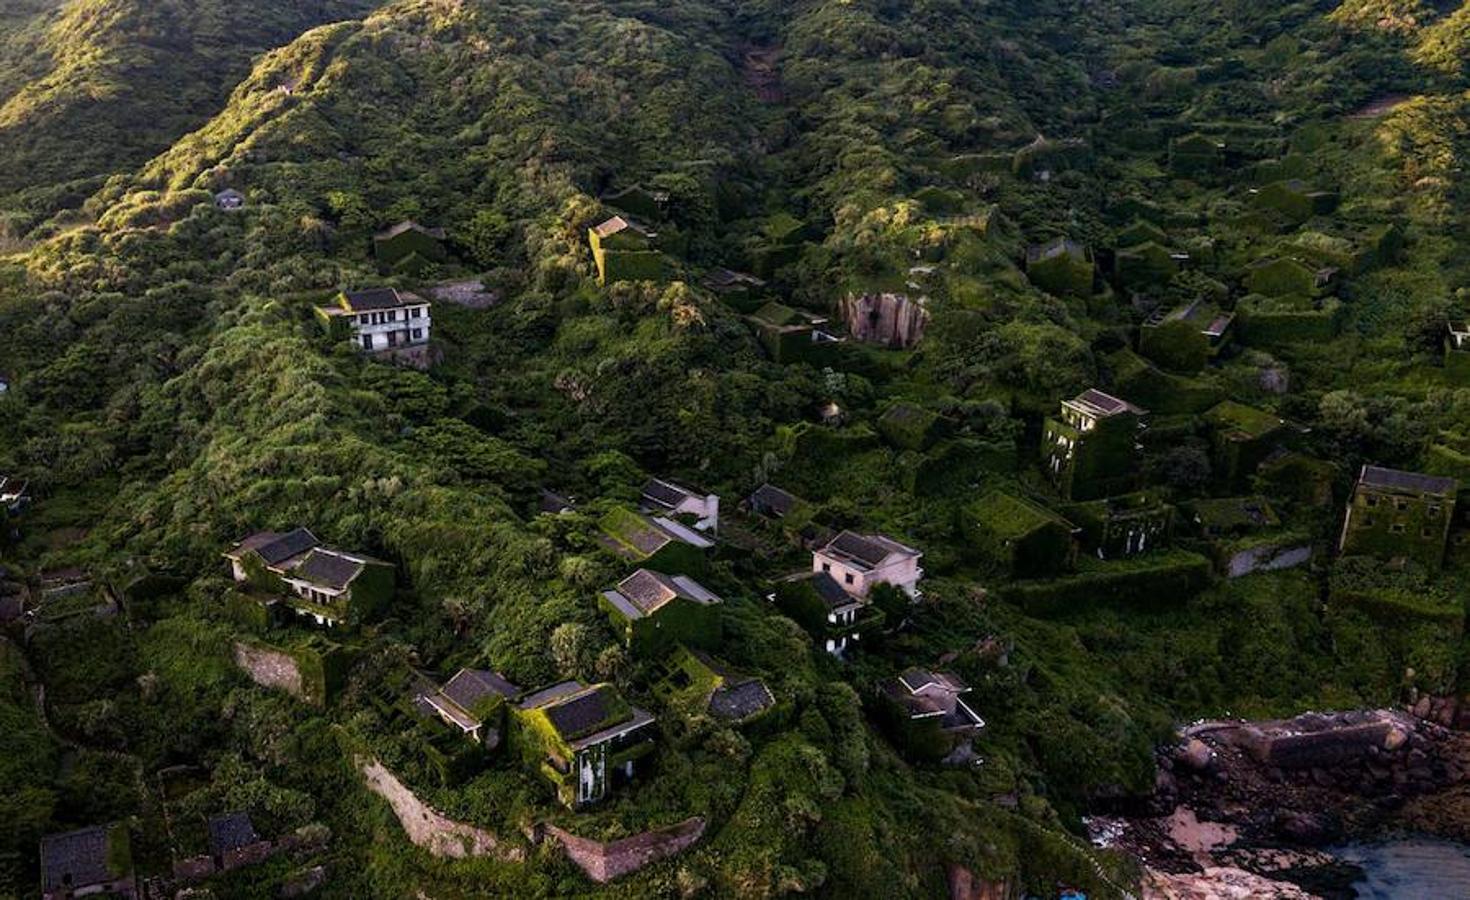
[4,0,1470,896]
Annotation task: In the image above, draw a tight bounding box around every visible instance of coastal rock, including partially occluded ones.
[1142,866,1315,899]
[1179,739,1214,771]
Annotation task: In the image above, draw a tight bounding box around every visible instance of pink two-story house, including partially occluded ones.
[813,531,923,600]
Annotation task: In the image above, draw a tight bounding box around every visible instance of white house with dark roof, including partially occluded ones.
[315,288,432,354]
[640,478,719,533]
[420,668,522,746]
[813,530,924,600]
[879,668,986,762]
[223,529,394,627]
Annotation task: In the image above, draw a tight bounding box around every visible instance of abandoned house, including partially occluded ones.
[373,220,448,274]
[1042,389,1147,501]
[40,824,136,900]
[813,530,924,599]
[1446,321,1470,381]
[640,478,720,533]
[772,569,884,657]
[1026,237,1094,297]
[599,568,723,656]
[588,215,668,284]
[1063,491,1174,560]
[213,188,245,211]
[222,528,394,627]
[1,475,30,515]
[965,491,1077,578]
[512,680,656,808]
[744,483,801,520]
[598,507,715,573]
[420,668,522,747]
[315,288,432,355]
[1338,465,1458,569]
[877,668,986,762]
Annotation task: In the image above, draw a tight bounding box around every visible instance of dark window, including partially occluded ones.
[1395,499,1408,511]
[361,334,373,350]
[412,328,423,340]
[1365,495,1378,507]
[821,562,830,573]
[844,573,854,585]
[1389,523,1405,534]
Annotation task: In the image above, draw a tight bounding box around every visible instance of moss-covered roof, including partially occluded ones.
[972,491,1073,540]
[1204,400,1284,440]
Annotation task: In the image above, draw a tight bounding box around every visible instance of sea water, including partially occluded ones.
[1331,838,1470,898]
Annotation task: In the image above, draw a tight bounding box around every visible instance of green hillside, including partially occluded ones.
[2,0,1470,896]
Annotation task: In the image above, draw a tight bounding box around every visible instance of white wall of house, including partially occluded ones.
[812,552,922,598]
[349,304,432,351]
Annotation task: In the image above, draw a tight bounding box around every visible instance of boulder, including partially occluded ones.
[1180,738,1215,771]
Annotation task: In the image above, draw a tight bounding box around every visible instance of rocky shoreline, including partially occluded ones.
[1089,703,1470,898]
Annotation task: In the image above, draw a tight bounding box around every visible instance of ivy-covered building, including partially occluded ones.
[1445,321,1470,382]
[599,568,723,656]
[597,507,714,574]
[512,681,656,808]
[1202,401,1286,488]
[223,529,394,627]
[1237,293,1344,346]
[1139,298,1234,373]
[1062,491,1173,560]
[419,668,521,748]
[1168,132,1224,176]
[964,491,1077,578]
[745,301,842,364]
[1042,389,1147,501]
[1338,465,1458,569]
[373,220,448,275]
[588,215,671,284]
[1244,257,1337,298]
[602,184,670,221]
[874,669,986,762]
[772,570,885,657]
[1025,237,1094,297]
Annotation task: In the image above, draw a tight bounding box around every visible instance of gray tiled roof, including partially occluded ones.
[709,679,774,720]
[1359,465,1457,496]
[442,669,519,710]
[748,483,798,518]
[253,528,320,566]
[41,825,123,892]
[207,812,259,856]
[293,549,364,591]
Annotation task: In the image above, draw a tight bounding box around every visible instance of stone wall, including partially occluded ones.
[233,640,303,699]
[543,817,705,883]
[946,863,1017,900]
[358,758,522,862]
[1225,541,1311,578]
[839,292,929,349]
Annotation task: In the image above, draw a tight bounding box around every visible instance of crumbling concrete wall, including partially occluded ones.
[543,817,705,883]
[233,640,303,699]
[358,758,522,861]
[839,292,929,349]
[1226,542,1311,578]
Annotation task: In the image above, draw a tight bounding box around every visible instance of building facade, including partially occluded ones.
[315,288,432,354]
[1338,465,1458,569]
[1042,389,1146,501]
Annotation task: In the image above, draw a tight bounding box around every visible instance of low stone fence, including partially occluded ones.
[540,817,705,883]
[358,757,523,861]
